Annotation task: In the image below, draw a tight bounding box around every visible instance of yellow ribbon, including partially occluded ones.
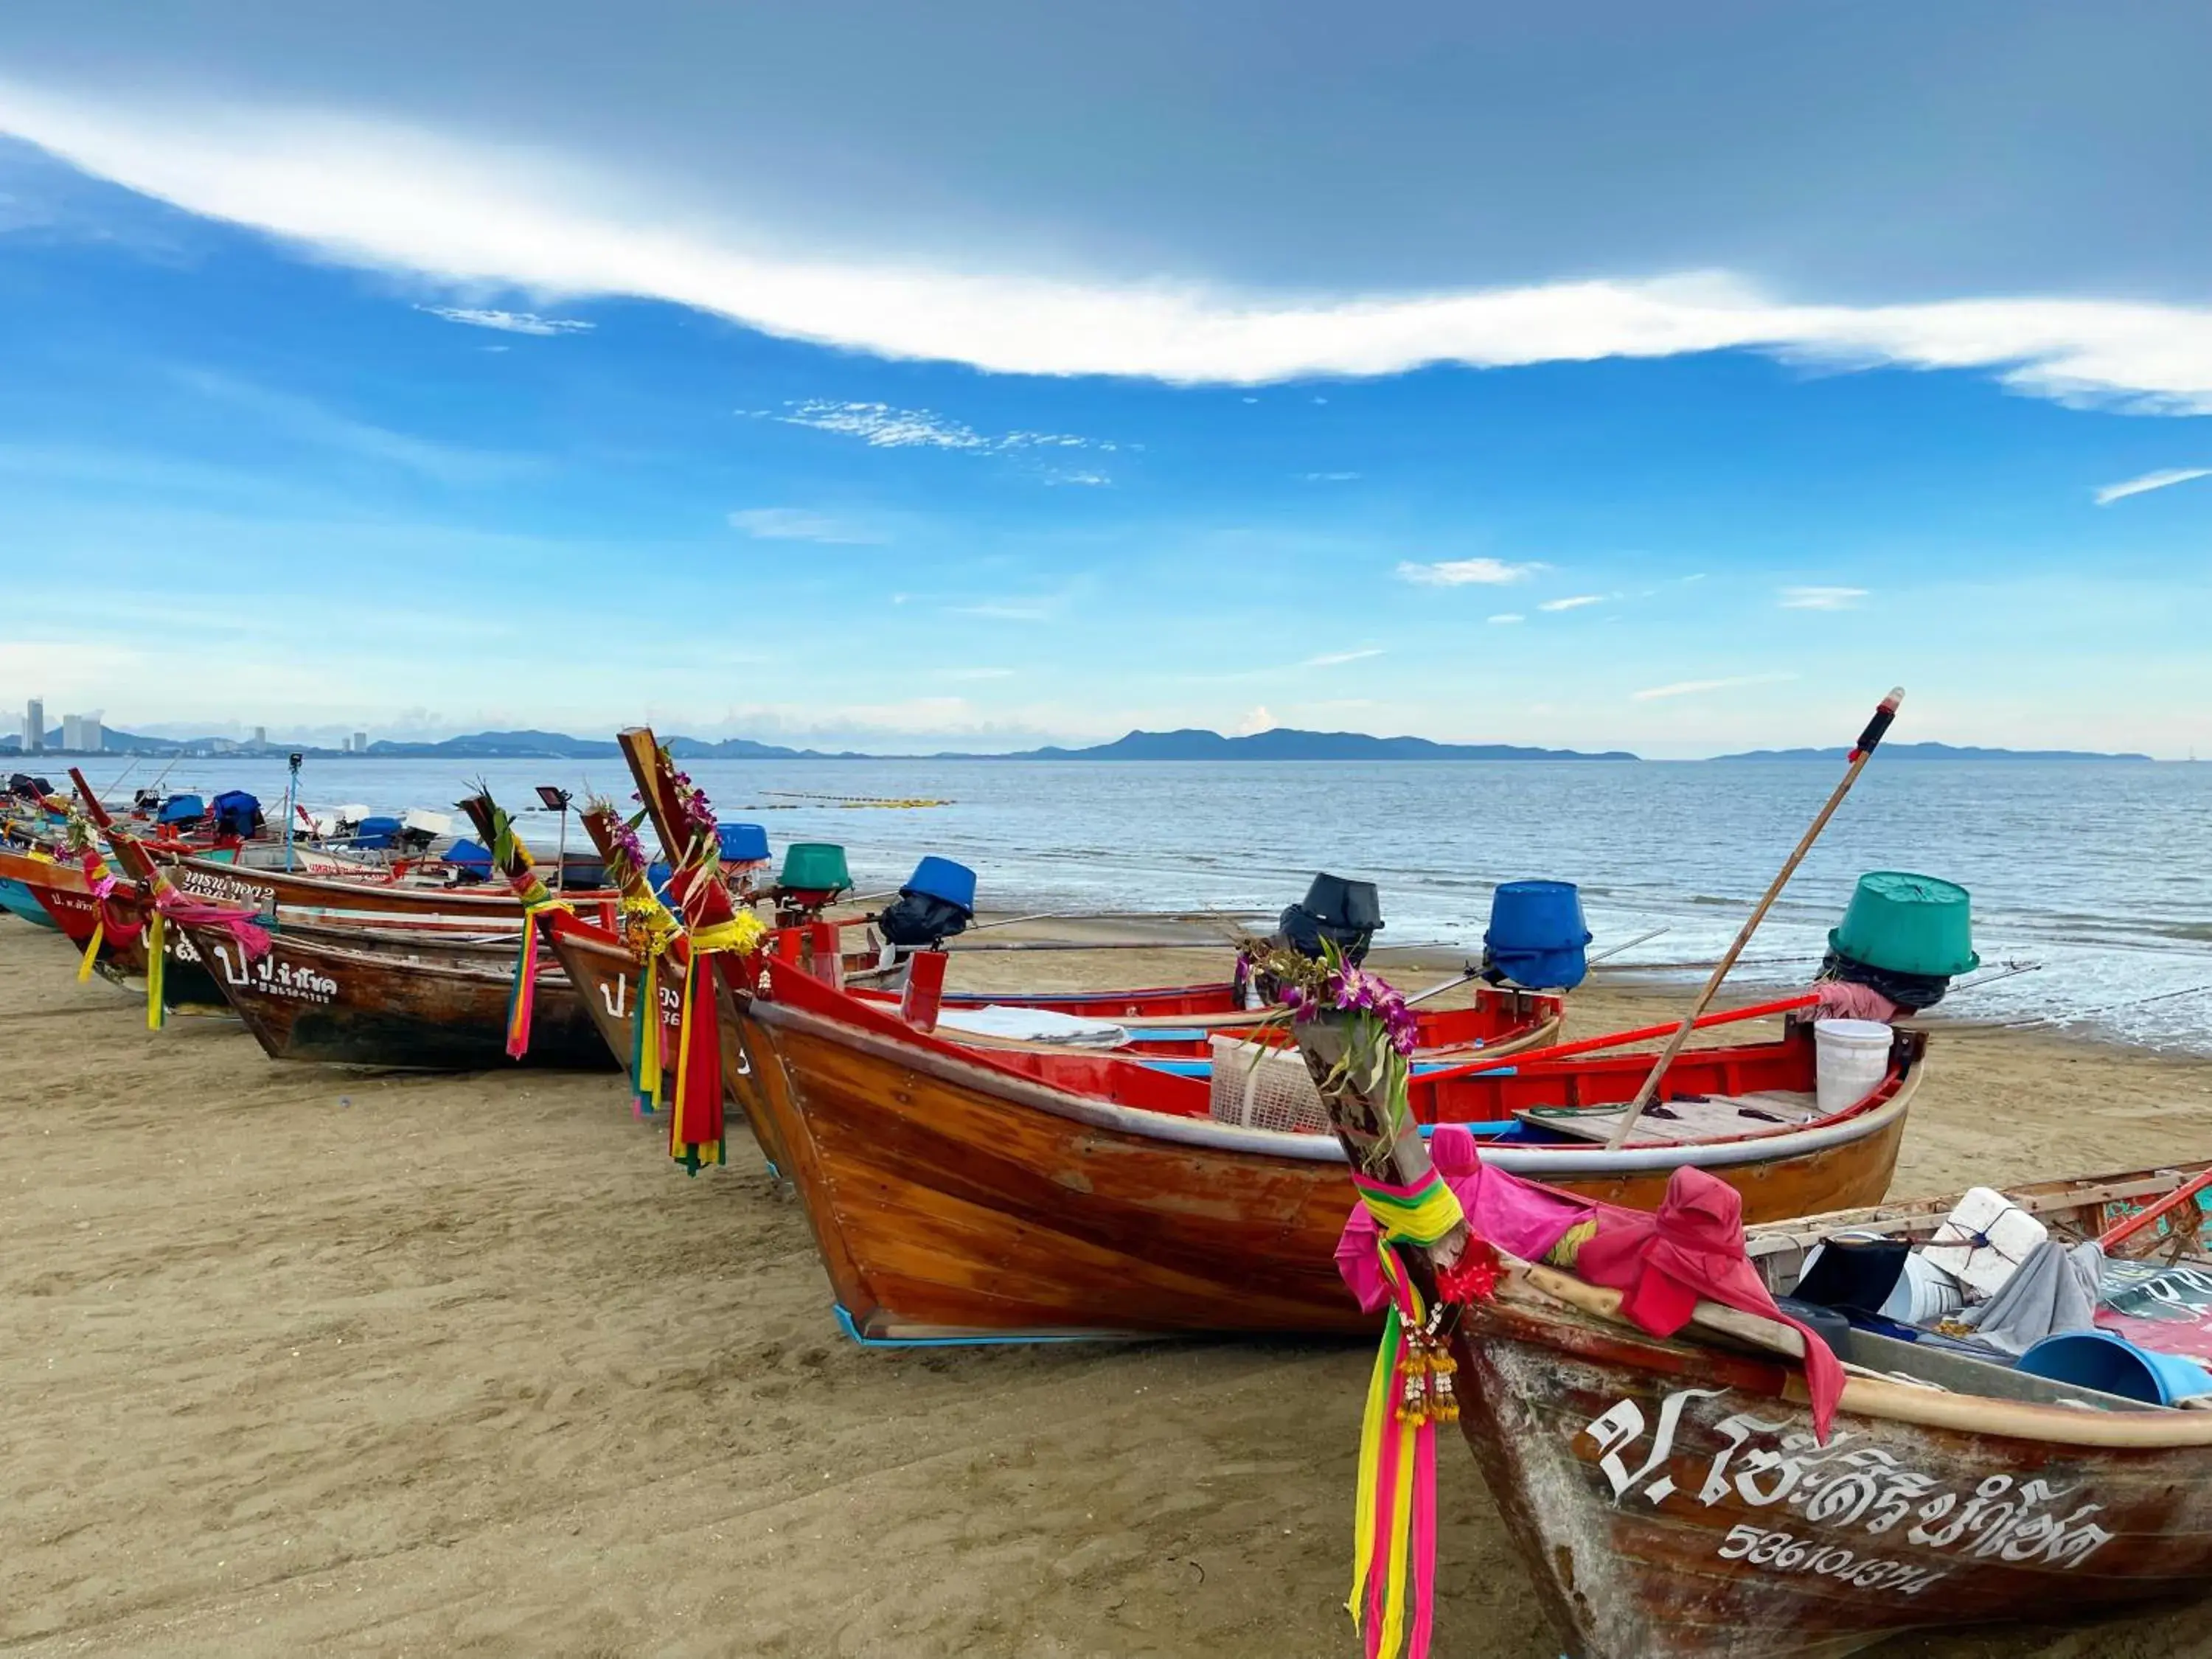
[76,918,104,982]
[145,912,166,1030]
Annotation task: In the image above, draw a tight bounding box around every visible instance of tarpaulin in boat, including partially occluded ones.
[157,793,206,825]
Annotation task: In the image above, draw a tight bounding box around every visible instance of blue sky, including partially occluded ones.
[1,4,2208,758]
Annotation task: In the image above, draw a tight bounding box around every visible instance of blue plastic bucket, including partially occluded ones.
[717,823,771,863]
[1484,880,1593,990]
[2017,1329,2212,1405]
[905,855,978,914]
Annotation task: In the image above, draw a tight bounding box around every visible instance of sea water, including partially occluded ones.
[67,755,2212,1054]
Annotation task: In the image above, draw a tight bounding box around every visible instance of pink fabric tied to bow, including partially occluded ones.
[1334,1129,1846,1442]
[1335,1125,1602,1312]
[153,888,274,962]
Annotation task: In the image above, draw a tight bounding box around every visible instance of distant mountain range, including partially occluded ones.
[1001,728,1635,761]
[0,726,2166,764]
[1711,740,2155,762]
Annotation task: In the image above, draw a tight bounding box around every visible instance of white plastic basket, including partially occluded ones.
[1207,1035,1331,1134]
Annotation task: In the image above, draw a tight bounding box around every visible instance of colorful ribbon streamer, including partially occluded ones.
[503,884,570,1062]
[629,931,669,1118]
[667,911,765,1174]
[1347,1168,1468,1659]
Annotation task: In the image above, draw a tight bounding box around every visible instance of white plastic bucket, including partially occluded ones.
[1815,1018,1893,1116]
[1878,1251,1965,1325]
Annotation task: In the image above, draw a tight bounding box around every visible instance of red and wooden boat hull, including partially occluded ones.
[0,846,230,1008]
[163,856,625,936]
[1454,1291,2212,1656]
[731,964,1919,1341]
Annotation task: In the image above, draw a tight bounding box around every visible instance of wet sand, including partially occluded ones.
[5,919,2212,1658]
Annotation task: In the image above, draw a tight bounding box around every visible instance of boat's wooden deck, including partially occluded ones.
[1514,1088,1818,1145]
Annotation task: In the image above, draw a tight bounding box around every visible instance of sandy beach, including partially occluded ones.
[6,919,2212,1659]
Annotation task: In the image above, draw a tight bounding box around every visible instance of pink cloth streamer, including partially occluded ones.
[154,889,273,961]
[1335,1125,1602,1313]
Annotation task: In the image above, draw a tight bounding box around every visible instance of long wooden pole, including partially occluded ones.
[1604,687,1903,1150]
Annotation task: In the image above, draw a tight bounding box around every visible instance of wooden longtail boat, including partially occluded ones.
[1440,1164,2212,1657]
[160,855,626,935]
[0,842,231,1007]
[176,917,616,1070]
[726,958,1921,1340]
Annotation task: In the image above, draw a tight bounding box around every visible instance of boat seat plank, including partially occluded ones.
[1517,1090,1820,1147]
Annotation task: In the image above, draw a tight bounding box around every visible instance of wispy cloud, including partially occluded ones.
[1487,613,1525,625]
[762,399,1107,453]
[948,601,1054,622]
[1046,469,1110,487]
[1304,647,1385,667]
[1396,557,1544,587]
[728,507,884,544]
[15,86,2212,408]
[173,367,533,485]
[1632,672,1800,701]
[1538,594,1606,612]
[1778,585,1868,611]
[2094,467,2212,506]
[1301,471,1361,482]
[417,305,591,336]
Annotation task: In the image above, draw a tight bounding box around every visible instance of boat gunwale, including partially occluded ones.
[748,987,1920,1172]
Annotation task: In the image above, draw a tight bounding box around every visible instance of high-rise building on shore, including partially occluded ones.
[252,726,268,751]
[60,713,103,753]
[22,698,44,753]
[352,731,368,754]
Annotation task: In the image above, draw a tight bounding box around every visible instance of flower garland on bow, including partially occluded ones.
[641,753,765,1173]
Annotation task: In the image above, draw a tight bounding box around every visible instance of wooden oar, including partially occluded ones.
[1604,687,1904,1150]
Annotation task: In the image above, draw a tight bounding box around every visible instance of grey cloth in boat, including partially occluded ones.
[1958,1239,2106,1356]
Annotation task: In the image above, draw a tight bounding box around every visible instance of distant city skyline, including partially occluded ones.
[1,7,2208,758]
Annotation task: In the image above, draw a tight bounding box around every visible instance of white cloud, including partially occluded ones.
[1778,585,1868,611]
[1487,613,1525,625]
[949,601,1054,622]
[728,507,884,544]
[1046,469,1110,487]
[1538,594,1606,611]
[1632,672,1800,701]
[1304,647,1385,667]
[1396,557,1543,587]
[765,399,1102,453]
[10,85,2212,407]
[2094,467,2212,505]
[1301,471,1361,482]
[1237,704,1275,734]
[417,305,591,336]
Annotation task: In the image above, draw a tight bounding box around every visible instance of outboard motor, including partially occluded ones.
[1273,872,1383,966]
[1819,871,1978,1012]
[774,842,852,925]
[878,856,977,955]
[1481,880,1593,990]
[210,790,264,839]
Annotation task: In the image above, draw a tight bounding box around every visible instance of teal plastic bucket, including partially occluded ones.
[1829,872,1979,978]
